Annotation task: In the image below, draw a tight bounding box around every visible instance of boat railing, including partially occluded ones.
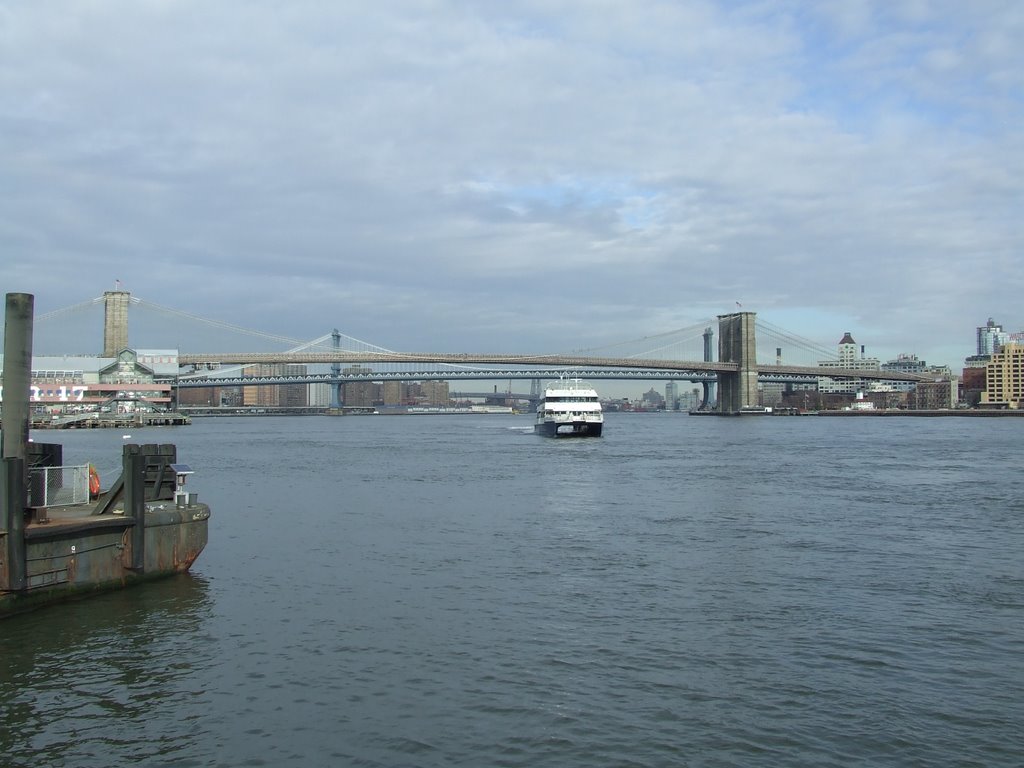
[28,464,90,507]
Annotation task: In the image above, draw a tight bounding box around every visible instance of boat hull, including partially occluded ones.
[1,503,210,618]
[534,420,603,438]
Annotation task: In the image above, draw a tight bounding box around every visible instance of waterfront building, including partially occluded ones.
[960,367,986,406]
[307,382,331,407]
[342,380,379,408]
[1,349,174,413]
[242,364,273,407]
[339,366,378,408]
[337,377,450,408]
[240,363,308,408]
[817,332,881,394]
[980,343,1024,409]
[680,387,702,412]
[414,380,450,407]
[381,381,403,407]
[879,354,952,394]
[178,384,220,408]
[882,353,927,376]
[279,365,308,408]
[760,345,809,407]
[759,382,784,407]
[909,379,959,410]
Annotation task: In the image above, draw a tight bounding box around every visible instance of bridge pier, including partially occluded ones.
[330,329,342,409]
[716,312,758,413]
[103,289,131,357]
[699,326,715,409]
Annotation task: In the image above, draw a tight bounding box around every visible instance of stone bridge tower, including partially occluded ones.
[717,311,758,413]
[103,290,130,357]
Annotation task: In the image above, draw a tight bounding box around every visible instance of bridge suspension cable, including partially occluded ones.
[755,319,835,363]
[132,297,323,349]
[573,320,714,359]
[33,296,105,323]
[132,297,400,355]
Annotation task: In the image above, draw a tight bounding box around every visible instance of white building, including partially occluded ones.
[307,382,332,407]
[817,332,881,394]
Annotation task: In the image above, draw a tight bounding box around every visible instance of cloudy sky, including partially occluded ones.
[3,0,1022,368]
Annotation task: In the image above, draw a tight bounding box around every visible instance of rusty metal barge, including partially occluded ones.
[2,293,210,618]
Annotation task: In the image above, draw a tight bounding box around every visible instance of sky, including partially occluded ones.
[2,0,1022,375]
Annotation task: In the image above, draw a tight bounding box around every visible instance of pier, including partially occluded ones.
[31,410,191,429]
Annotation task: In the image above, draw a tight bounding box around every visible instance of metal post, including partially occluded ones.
[124,445,146,572]
[2,292,34,463]
[2,292,33,590]
[2,457,27,590]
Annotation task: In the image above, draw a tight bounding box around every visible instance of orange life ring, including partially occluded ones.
[89,464,100,497]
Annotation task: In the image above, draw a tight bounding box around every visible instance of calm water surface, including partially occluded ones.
[3,414,1023,767]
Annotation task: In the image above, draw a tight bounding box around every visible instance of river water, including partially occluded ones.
[3,413,1023,767]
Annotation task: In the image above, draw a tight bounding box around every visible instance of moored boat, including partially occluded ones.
[534,377,604,438]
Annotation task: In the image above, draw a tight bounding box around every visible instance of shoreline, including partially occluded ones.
[813,409,1024,417]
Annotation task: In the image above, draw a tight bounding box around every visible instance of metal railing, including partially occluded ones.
[29,464,89,507]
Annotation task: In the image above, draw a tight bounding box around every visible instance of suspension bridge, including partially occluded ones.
[26,292,928,413]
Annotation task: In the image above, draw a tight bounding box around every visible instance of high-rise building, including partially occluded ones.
[977,318,1010,356]
[680,387,701,412]
[342,380,379,407]
[279,364,308,408]
[419,380,450,406]
[241,363,308,407]
[340,366,377,407]
[980,343,1024,408]
[307,382,331,407]
[381,381,403,406]
[665,381,678,410]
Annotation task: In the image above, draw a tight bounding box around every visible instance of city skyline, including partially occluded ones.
[2,2,1022,372]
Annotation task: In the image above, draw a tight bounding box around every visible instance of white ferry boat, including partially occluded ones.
[534,378,604,438]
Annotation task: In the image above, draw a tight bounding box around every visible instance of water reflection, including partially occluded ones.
[1,575,213,768]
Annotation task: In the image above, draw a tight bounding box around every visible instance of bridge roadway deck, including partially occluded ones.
[178,352,928,383]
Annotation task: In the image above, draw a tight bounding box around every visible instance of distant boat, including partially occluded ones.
[534,378,604,438]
